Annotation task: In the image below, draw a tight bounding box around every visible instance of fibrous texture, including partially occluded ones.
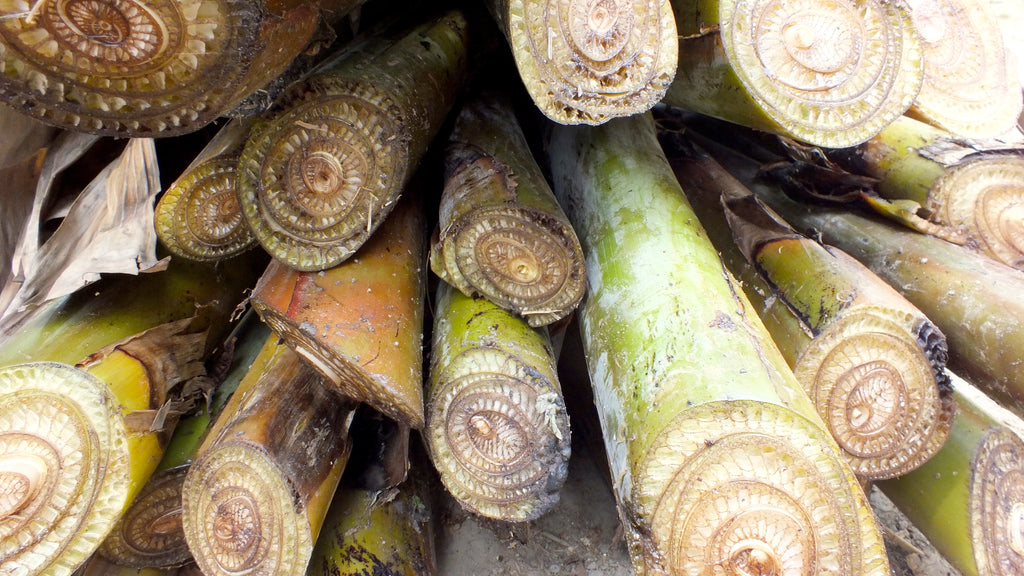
[971,427,1024,576]
[99,466,190,568]
[491,0,678,124]
[432,94,586,327]
[155,158,254,261]
[155,120,256,261]
[236,11,468,270]
[546,114,888,575]
[667,0,924,147]
[427,284,570,521]
[0,0,327,136]
[0,362,129,576]
[794,307,955,479]
[928,154,1024,269]
[904,0,1022,137]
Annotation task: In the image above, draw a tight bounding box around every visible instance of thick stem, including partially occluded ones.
[250,191,426,429]
[236,10,468,270]
[903,0,1023,137]
[427,282,571,522]
[0,0,366,137]
[155,119,257,262]
[431,91,586,327]
[485,0,678,125]
[664,0,924,147]
[182,335,356,576]
[545,113,888,575]
[662,131,956,481]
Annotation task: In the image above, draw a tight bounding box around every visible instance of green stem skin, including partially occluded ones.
[878,378,1024,576]
[182,335,356,576]
[431,90,586,327]
[0,251,265,366]
[98,316,272,569]
[744,174,1024,421]
[426,282,571,522]
[545,113,888,576]
[236,10,469,271]
[664,0,923,148]
[662,132,955,481]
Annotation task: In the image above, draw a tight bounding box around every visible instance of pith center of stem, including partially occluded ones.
[728,538,781,576]
[212,494,261,554]
[302,151,345,196]
[1009,502,1024,556]
[149,508,183,535]
[588,0,620,35]
[0,454,48,519]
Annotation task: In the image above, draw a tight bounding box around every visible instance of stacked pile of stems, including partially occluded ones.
[431,91,586,327]
[182,334,356,576]
[0,255,260,576]
[878,376,1024,576]
[236,10,469,271]
[98,315,272,569]
[901,0,1023,137]
[727,154,1024,421]
[661,128,956,481]
[483,0,678,125]
[249,191,427,429]
[546,113,888,575]
[0,0,366,136]
[155,119,257,262]
[829,115,1024,269]
[663,0,924,147]
[426,282,571,521]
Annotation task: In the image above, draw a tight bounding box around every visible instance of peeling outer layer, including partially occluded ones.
[904,0,1023,137]
[0,362,129,576]
[182,338,356,576]
[432,94,586,327]
[427,283,570,522]
[0,0,340,137]
[236,11,469,271]
[928,153,1024,270]
[546,114,888,575]
[155,119,257,262]
[485,0,678,125]
[664,132,956,482]
[665,0,924,148]
[249,191,427,429]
